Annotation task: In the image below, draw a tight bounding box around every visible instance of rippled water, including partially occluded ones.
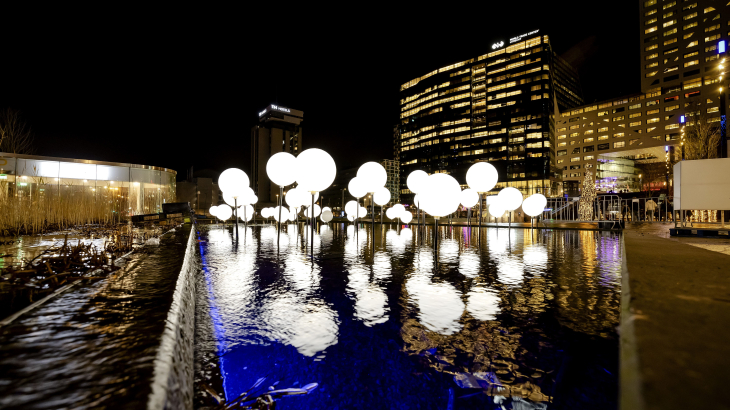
[195,224,621,409]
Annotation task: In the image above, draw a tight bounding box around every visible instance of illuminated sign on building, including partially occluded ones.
[719,40,726,54]
[491,41,504,50]
[510,29,540,44]
[259,104,292,116]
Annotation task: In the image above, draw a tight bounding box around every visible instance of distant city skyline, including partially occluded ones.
[0,1,638,179]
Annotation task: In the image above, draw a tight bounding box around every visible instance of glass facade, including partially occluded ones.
[397,32,584,201]
[0,153,176,223]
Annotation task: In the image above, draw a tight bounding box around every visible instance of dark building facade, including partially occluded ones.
[250,104,303,205]
[397,30,584,202]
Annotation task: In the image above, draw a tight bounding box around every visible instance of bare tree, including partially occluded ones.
[682,100,721,160]
[0,108,34,154]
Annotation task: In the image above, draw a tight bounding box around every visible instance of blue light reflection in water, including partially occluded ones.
[195,224,621,409]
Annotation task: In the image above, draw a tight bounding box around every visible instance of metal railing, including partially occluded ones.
[543,195,683,223]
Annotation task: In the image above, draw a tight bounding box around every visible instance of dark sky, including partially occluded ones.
[2,2,638,181]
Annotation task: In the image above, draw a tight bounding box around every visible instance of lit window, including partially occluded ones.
[557,150,567,156]
[558,142,567,147]
[645,43,658,51]
[664,37,678,45]
[665,104,679,111]
[645,71,658,77]
[664,28,677,36]
[630,121,642,127]
[664,47,678,54]
[687,40,699,48]
[662,1,675,10]
[645,8,657,16]
[646,53,659,60]
[704,34,720,42]
[614,141,625,148]
[703,6,715,13]
[708,106,719,113]
[683,21,697,30]
[570,157,580,162]
[645,61,659,69]
[598,135,609,140]
[646,17,658,25]
[645,26,658,34]
[584,155,595,161]
[663,19,676,27]
[682,2,696,11]
[684,59,699,67]
[630,112,642,118]
[583,137,594,143]
[647,108,660,115]
[665,123,679,130]
[647,117,660,123]
[683,32,695,40]
[613,116,625,122]
[683,12,697,20]
[662,11,674,18]
[598,127,609,132]
[684,50,699,59]
[705,24,720,32]
[614,132,625,138]
[647,126,657,133]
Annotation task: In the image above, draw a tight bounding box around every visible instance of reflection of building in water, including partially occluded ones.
[398,228,621,405]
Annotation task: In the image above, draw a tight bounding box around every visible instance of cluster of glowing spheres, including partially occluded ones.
[385,203,412,222]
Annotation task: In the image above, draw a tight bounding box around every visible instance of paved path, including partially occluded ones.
[623,225,730,410]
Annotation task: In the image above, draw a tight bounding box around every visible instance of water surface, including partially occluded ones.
[195,224,620,409]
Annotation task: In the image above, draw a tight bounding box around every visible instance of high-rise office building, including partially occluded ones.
[556,0,728,194]
[250,104,303,204]
[397,30,584,202]
[381,159,400,204]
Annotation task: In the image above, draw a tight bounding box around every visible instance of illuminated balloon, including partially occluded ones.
[460,188,479,208]
[266,152,297,187]
[373,187,391,206]
[357,162,387,193]
[419,174,461,217]
[498,187,523,211]
[406,170,428,194]
[295,148,336,192]
[348,177,367,199]
[466,162,498,193]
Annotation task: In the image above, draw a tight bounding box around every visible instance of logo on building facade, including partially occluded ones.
[272,104,290,113]
[510,29,540,44]
[491,41,504,50]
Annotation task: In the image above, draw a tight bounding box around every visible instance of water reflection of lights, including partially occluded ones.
[406,248,464,335]
[260,296,339,357]
[523,244,548,274]
[458,249,480,278]
[438,239,459,264]
[466,287,501,321]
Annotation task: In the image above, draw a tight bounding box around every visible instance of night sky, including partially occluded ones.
[2,2,638,181]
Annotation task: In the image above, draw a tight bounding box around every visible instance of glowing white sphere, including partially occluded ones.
[322,206,332,213]
[460,188,479,208]
[218,168,249,197]
[406,170,428,194]
[373,186,391,206]
[266,152,297,187]
[357,162,387,193]
[285,188,305,208]
[261,207,271,218]
[489,201,506,218]
[392,204,406,217]
[288,210,297,222]
[401,212,413,224]
[357,206,367,218]
[239,205,254,221]
[209,205,219,217]
[348,177,367,199]
[321,210,333,222]
[294,148,336,192]
[217,205,232,221]
[347,215,355,222]
[466,162,498,193]
[272,206,290,222]
[222,192,240,208]
[345,200,359,216]
[498,187,523,211]
[304,204,322,218]
[419,174,461,218]
[385,207,396,219]
[240,187,257,204]
[522,193,547,217]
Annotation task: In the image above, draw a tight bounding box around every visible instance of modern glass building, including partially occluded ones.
[556,0,728,193]
[0,152,176,218]
[397,30,584,201]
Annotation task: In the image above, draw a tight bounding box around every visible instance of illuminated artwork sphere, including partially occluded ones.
[385,207,397,219]
[295,148,336,192]
[261,207,271,218]
[305,204,322,218]
[345,200,359,216]
[347,215,355,222]
[322,206,332,213]
[522,194,547,217]
[406,170,428,194]
[498,187,523,211]
[489,200,506,218]
[239,205,254,221]
[321,210,333,222]
[209,205,219,217]
[266,152,297,187]
[460,188,479,208]
[373,187,391,206]
[392,204,406,218]
[357,206,367,218]
[348,177,367,199]
[218,168,249,197]
[466,162,498,193]
[420,174,461,217]
[285,188,305,208]
[357,162,387,193]
[401,212,413,224]
[413,194,420,208]
[217,205,233,221]
[272,206,290,222]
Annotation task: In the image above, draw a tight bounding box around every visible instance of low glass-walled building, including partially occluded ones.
[0,152,176,225]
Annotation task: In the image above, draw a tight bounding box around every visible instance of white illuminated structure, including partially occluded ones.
[459,188,479,226]
[522,193,547,227]
[373,186,391,225]
[218,168,251,236]
[294,148,337,254]
[466,162,499,227]
[267,152,298,244]
[406,170,428,230]
[357,162,388,229]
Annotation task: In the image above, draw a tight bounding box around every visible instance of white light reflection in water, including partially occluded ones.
[345,228,389,326]
[438,239,459,264]
[406,247,464,335]
[488,229,525,287]
[458,249,480,278]
[466,287,501,321]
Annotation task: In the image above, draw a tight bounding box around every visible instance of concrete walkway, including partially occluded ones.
[623,225,730,410]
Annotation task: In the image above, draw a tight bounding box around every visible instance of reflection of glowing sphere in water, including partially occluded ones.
[458,250,480,278]
[467,287,501,321]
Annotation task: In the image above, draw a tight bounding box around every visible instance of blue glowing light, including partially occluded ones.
[680,115,685,123]
[719,40,726,54]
